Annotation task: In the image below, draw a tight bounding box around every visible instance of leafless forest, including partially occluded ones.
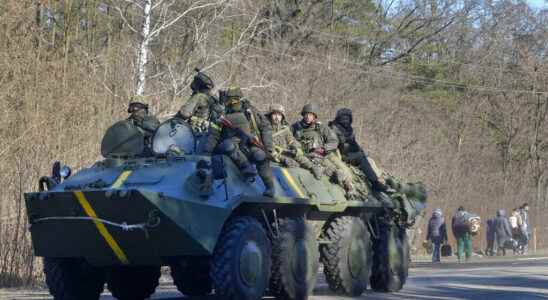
[0,0,547,287]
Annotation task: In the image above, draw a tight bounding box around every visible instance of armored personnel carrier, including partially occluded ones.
[25,118,426,300]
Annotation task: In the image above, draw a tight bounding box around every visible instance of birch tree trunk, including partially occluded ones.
[135,0,152,96]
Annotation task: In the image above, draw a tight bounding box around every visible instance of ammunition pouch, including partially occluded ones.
[189,116,210,133]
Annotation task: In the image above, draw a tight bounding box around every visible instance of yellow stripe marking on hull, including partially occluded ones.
[74,191,129,265]
[111,170,132,188]
[281,168,306,198]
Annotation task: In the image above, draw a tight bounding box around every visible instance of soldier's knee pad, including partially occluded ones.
[219,140,237,154]
[336,170,349,182]
[249,147,266,162]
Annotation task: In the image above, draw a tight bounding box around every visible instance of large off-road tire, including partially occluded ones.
[370,224,410,292]
[269,218,319,300]
[106,266,161,300]
[320,216,372,296]
[170,257,212,296]
[43,257,105,300]
[210,216,272,300]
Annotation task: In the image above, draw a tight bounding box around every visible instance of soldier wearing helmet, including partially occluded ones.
[177,68,223,134]
[329,108,387,191]
[266,104,322,179]
[127,100,160,153]
[291,103,355,195]
[204,86,275,197]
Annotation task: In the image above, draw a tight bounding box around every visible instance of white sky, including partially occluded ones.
[527,0,547,8]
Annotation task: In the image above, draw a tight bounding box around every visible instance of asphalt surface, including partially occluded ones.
[2,256,548,300]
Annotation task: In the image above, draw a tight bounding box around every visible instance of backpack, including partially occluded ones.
[441,244,453,257]
[453,211,481,234]
[453,211,468,229]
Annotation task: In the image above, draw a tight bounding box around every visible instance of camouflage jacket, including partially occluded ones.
[128,113,160,138]
[271,122,301,150]
[291,120,338,154]
[178,91,221,121]
[205,103,273,153]
[328,121,365,157]
[127,113,160,153]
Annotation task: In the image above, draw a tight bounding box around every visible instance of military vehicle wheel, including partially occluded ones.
[43,257,105,300]
[320,216,372,296]
[211,216,272,300]
[270,218,319,300]
[370,224,409,292]
[170,258,212,296]
[106,266,161,300]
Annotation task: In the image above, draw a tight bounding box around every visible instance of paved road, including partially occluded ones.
[2,257,548,300]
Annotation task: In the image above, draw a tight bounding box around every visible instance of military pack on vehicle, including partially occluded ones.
[25,112,426,300]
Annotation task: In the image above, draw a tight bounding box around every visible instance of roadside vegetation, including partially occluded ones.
[1,0,547,286]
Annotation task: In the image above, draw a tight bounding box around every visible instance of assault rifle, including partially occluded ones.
[218,115,265,151]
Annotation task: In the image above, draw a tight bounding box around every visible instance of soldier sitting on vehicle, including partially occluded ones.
[329,108,387,191]
[203,86,275,197]
[291,103,355,195]
[176,68,224,134]
[101,100,160,158]
[127,101,160,153]
[266,104,322,179]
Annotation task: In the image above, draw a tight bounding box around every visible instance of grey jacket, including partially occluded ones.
[494,210,513,247]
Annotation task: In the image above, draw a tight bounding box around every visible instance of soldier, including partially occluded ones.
[127,101,160,152]
[291,103,355,194]
[266,104,322,179]
[329,108,387,191]
[203,86,275,197]
[176,68,223,133]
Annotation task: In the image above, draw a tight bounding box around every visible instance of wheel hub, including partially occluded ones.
[239,241,262,287]
[348,238,365,278]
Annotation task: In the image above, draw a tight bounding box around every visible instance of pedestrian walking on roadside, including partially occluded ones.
[485,218,496,256]
[426,208,448,262]
[494,209,513,256]
[509,208,523,254]
[452,206,473,262]
[518,203,530,254]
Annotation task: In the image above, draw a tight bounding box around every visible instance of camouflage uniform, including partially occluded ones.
[291,104,354,193]
[266,104,322,179]
[204,87,275,197]
[177,69,223,133]
[329,108,386,191]
[127,101,160,152]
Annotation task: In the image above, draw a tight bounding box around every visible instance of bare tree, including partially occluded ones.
[114,0,228,97]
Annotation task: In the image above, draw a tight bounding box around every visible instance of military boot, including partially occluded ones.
[343,179,357,197]
[240,164,257,182]
[257,160,275,197]
[296,155,322,180]
[311,165,323,180]
[262,181,275,197]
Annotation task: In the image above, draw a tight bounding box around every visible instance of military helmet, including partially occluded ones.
[190,68,214,92]
[223,86,243,112]
[335,107,353,122]
[226,86,243,98]
[336,108,352,118]
[301,103,319,117]
[127,101,149,114]
[268,104,285,116]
